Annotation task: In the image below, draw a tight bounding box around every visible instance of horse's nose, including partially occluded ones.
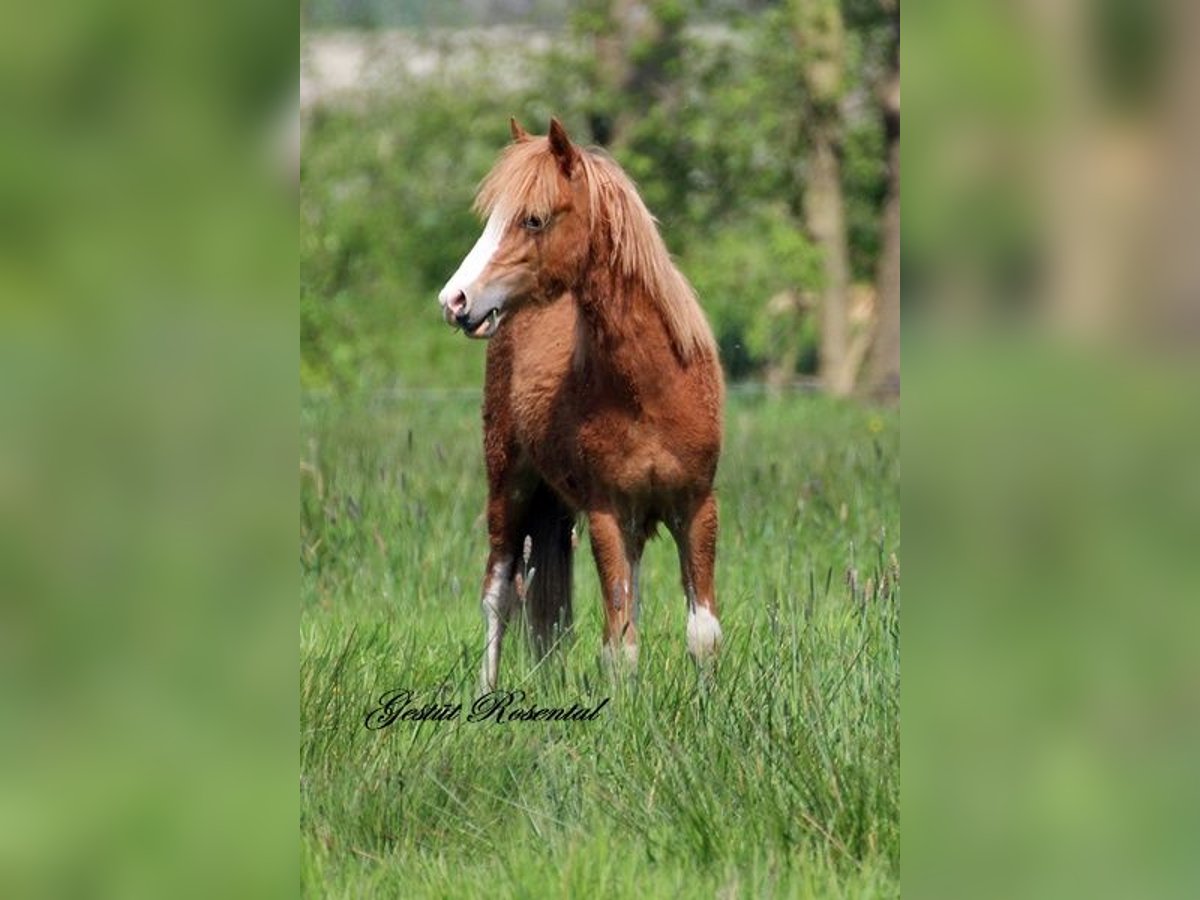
[443,290,468,322]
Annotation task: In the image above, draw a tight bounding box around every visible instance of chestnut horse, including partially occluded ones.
[438,117,724,689]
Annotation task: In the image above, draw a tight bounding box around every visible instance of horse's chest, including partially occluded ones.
[499,302,709,503]
[508,361,569,446]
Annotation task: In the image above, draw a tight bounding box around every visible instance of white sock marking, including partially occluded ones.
[481,559,512,618]
[687,605,723,660]
[600,640,639,669]
[480,558,513,690]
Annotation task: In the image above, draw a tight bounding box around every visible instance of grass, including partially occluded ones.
[301,387,899,898]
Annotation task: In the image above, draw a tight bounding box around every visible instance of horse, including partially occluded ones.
[437,117,725,690]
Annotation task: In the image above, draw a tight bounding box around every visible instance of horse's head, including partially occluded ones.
[438,117,591,339]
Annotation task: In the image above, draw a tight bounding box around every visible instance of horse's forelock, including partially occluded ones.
[473,140,563,228]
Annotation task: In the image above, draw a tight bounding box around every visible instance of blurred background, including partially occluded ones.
[902,1,1200,898]
[300,0,901,399]
[4,0,1200,896]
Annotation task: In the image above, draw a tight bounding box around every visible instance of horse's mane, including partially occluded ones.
[474,139,718,362]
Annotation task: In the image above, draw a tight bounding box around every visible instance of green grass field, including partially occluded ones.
[301,388,899,898]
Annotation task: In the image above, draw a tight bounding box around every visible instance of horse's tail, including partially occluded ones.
[517,481,575,658]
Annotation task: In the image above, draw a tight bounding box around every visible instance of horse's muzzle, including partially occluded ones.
[452,283,508,339]
[459,308,503,339]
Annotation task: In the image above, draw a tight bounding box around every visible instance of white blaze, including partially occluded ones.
[439,212,504,309]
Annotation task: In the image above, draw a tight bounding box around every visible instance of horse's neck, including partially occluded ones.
[574,268,672,397]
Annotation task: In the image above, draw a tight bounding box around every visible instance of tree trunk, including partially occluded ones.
[806,126,853,395]
[794,0,853,396]
[866,6,900,401]
[589,0,664,149]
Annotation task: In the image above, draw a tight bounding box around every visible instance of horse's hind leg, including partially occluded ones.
[672,492,723,662]
[587,509,641,670]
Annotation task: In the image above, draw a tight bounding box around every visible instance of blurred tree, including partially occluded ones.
[791,0,853,396]
[863,0,899,399]
[574,0,688,148]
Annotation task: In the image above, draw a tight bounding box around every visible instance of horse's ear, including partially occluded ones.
[547,116,578,176]
[509,116,530,143]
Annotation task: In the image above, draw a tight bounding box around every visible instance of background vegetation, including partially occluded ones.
[301,0,899,394]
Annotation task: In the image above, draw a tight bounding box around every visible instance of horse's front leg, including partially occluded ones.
[478,465,530,692]
[587,509,640,670]
[478,544,515,694]
[672,492,723,663]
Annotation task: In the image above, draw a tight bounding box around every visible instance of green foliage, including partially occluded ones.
[301,79,519,391]
[682,206,823,378]
[301,390,900,897]
[843,116,887,280]
[301,4,892,391]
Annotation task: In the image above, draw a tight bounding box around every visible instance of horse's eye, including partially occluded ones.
[521,215,546,232]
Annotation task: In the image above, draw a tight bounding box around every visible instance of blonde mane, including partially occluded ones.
[474,138,718,362]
